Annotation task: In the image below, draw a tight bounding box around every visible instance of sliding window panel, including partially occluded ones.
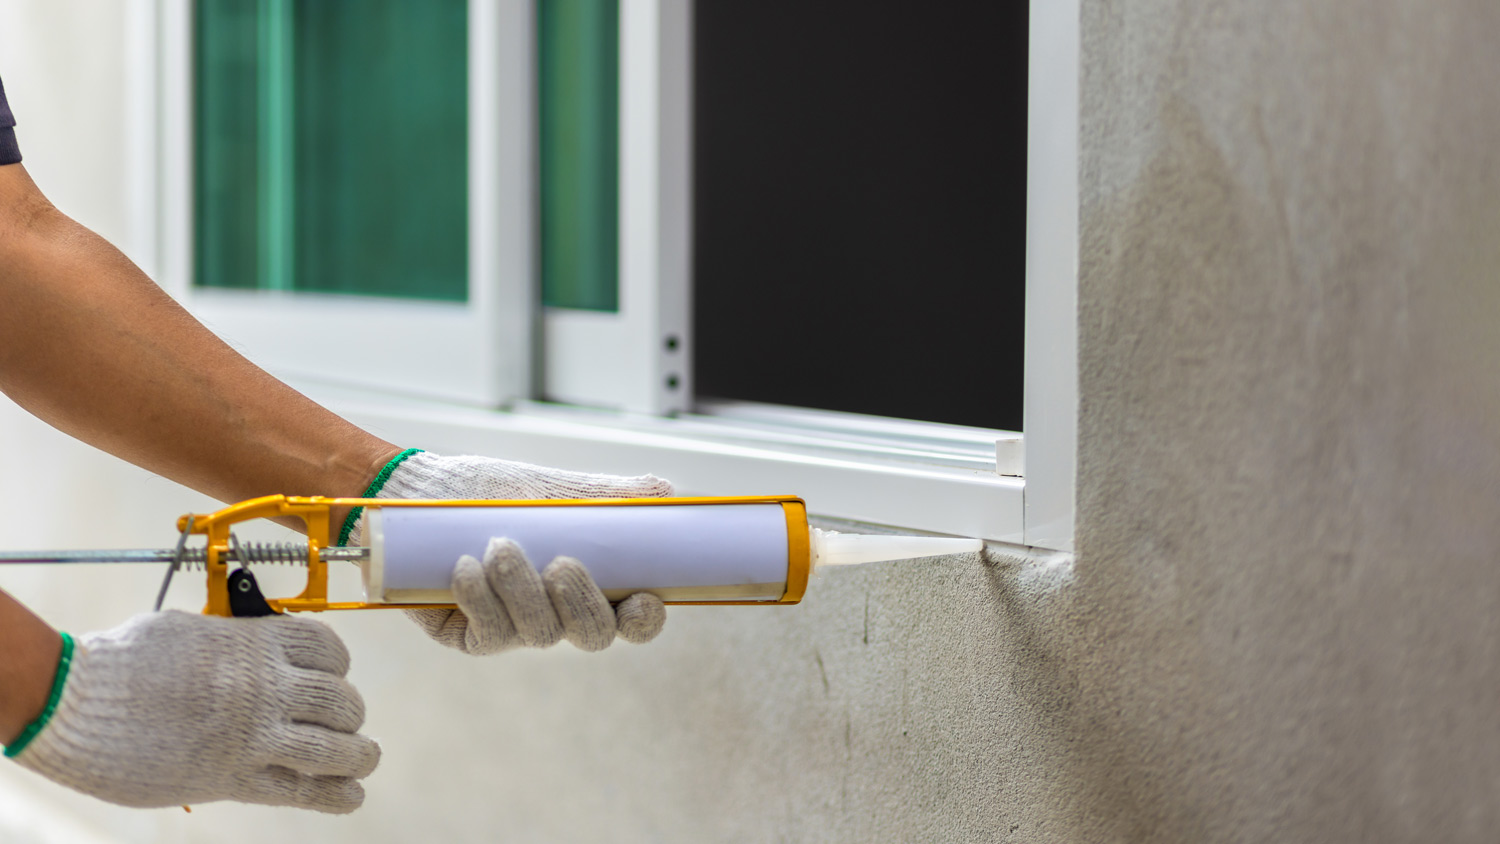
[542,0,691,415]
[539,0,619,313]
[161,0,534,407]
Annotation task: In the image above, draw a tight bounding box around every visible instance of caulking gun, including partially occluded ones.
[0,495,982,617]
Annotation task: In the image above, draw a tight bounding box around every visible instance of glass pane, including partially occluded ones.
[195,0,468,302]
[692,1,1027,431]
[194,0,261,291]
[539,0,619,312]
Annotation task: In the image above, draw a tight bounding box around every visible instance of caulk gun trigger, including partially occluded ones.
[227,569,279,618]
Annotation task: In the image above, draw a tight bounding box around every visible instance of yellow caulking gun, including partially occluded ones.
[0,495,982,618]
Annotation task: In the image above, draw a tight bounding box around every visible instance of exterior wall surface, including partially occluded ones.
[1,1,1498,842]
[1070,0,1500,840]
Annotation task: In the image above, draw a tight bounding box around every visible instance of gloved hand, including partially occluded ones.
[347,451,670,654]
[11,611,379,814]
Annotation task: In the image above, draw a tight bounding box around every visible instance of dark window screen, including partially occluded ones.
[693,2,1027,431]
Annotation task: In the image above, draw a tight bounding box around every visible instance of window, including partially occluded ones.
[142,0,1077,550]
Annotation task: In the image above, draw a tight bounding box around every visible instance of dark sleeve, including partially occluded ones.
[0,76,22,165]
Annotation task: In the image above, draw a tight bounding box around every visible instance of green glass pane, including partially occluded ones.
[539,0,619,312]
[195,0,261,291]
[194,0,467,303]
[292,1,467,301]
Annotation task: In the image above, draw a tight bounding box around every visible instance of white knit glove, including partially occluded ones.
[347,451,670,654]
[11,611,379,814]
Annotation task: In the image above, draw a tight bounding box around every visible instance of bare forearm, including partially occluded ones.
[0,589,62,744]
[0,165,399,524]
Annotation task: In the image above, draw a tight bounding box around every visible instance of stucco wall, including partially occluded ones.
[1068,0,1500,840]
[3,1,1499,842]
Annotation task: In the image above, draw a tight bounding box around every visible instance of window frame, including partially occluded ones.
[1021,0,1079,551]
[131,0,1077,550]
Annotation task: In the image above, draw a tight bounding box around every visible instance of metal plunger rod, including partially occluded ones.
[0,547,371,566]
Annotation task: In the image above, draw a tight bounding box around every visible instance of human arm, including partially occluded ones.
[0,103,659,808]
[0,156,667,627]
[0,160,396,809]
[0,157,665,651]
[0,162,402,533]
[0,590,62,748]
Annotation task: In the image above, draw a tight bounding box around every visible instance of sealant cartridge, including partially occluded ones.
[360,496,982,606]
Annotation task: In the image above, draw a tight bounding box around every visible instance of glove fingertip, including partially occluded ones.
[246,767,368,815]
[451,554,487,600]
[635,474,674,498]
[310,778,366,815]
[484,536,526,562]
[352,735,382,780]
[330,783,365,815]
[615,592,667,644]
[477,537,560,648]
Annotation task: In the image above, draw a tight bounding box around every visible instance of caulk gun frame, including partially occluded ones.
[177,494,813,617]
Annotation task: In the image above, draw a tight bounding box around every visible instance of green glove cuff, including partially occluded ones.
[336,448,424,547]
[4,632,75,759]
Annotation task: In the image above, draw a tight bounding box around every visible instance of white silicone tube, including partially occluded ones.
[362,502,797,603]
[357,498,984,606]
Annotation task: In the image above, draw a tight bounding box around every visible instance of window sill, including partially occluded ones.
[292,380,1025,543]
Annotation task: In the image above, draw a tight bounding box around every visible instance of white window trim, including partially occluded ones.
[128,0,1077,550]
[1023,0,1079,551]
[289,382,1028,543]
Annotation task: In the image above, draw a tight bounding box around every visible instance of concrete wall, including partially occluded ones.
[2,1,1499,841]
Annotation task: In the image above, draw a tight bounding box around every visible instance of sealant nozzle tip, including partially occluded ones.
[811,528,983,568]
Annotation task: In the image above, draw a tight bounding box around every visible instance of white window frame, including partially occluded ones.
[1021,0,1079,551]
[128,0,1077,550]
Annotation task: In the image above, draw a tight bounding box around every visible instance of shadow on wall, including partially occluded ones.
[979,541,1211,842]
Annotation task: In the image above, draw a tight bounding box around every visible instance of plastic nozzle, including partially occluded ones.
[810,528,982,568]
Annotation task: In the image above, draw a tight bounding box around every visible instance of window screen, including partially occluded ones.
[194,0,468,302]
[692,1,1027,431]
